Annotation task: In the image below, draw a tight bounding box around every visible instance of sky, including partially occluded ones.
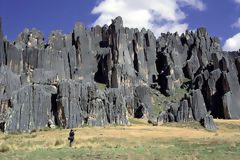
[0,0,240,51]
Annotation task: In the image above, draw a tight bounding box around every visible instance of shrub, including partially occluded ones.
[31,129,37,133]
[27,134,37,138]
[2,135,10,140]
[55,139,64,146]
[40,127,51,132]
[0,144,10,153]
[9,130,22,135]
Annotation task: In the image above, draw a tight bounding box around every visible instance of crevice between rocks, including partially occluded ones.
[51,93,58,126]
[132,40,139,73]
[94,54,107,84]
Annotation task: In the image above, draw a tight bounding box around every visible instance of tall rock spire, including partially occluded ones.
[0,17,5,66]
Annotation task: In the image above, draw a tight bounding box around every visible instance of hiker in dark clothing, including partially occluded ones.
[68,129,75,147]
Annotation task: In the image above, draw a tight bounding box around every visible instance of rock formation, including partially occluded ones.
[0,16,240,132]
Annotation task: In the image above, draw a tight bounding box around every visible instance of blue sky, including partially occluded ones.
[0,0,240,51]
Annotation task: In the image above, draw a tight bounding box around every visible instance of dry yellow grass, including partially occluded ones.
[0,119,240,159]
[0,119,239,147]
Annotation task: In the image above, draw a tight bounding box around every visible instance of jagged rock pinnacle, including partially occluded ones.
[0,16,240,132]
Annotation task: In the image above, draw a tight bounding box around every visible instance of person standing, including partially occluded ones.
[68,129,75,147]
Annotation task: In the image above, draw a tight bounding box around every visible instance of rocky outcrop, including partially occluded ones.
[156,28,222,96]
[1,16,240,132]
[154,28,240,130]
[157,109,175,125]
[201,113,216,131]
[157,90,216,130]
[56,80,129,128]
[4,84,57,132]
[0,17,4,66]
[176,99,194,122]
[134,86,154,121]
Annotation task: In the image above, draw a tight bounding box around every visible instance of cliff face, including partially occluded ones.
[0,16,239,132]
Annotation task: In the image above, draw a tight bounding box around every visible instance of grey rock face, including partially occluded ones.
[0,66,22,130]
[157,111,169,125]
[0,17,5,66]
[0,66,21,100]
[189,89,207,121]
[192,52,240,119]
[156,32,188,95]
[1,16,240,132]
[156,92,216,130]
[134,86,154,121]
[56,80,128,128]
[28,28,44,49]
[176,99,194,122]
[157,108,175,126]
[47,30,65,51]
[101,88,129,125]
[4,84,57,132]
[156,28,221,95]
[31,69,58,85]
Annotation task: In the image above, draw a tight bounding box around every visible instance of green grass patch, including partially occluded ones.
[183,78,191,83]
[1,137,240,160]
[96,82,106,90]
[167,88,188,102]
[215,122,240,130]
[152,93,164,117]
[151,87,188,117]
[168,138,240,160]
[24,134,37,139]
[9,130,22,135]
[162,121,204,130]
[129,117,149,125]
[1,119,240,160]
[39,127,51,132]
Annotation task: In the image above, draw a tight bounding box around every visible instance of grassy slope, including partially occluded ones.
[152,87,188,117]
[152,78,191,117]
[0,119,240,160]
[96,82,106,90]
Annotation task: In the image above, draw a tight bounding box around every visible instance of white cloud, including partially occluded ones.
[223,33,240,51]
[91,0,205,36]
[235,0,240,4]
[232,17,240,28]
[179,0,206,11]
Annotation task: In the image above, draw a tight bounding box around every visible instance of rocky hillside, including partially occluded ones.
[0,16,239,132]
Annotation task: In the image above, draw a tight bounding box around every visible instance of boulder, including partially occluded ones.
[157,108,175,125]
[201,113,217,131]
[157,111,169,125]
